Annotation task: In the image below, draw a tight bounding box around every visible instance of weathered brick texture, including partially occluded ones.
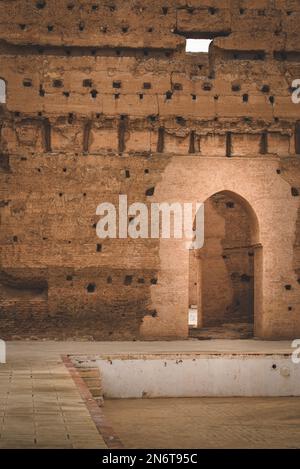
[0,0,299,339]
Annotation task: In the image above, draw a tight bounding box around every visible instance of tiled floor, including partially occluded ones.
[0,340,298,448]
[0,344,107,448]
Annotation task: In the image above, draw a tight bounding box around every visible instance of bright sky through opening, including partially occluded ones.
[185,39,213,53]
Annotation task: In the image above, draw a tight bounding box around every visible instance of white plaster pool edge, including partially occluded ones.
[70,352,300,398]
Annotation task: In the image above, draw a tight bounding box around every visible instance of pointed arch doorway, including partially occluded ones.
[189,190,262,339]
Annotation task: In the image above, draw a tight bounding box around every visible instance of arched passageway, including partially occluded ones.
[189,190,262,339]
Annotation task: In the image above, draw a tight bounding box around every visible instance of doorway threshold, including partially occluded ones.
[189,323,253,340]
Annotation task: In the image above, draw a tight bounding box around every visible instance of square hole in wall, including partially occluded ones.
[185,39,213,53]
[124,275,133,286]
[113,81,122,89]
[23,79,32,87]
[87,283,96,293]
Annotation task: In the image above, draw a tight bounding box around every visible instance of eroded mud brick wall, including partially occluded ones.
[0,0,300,339]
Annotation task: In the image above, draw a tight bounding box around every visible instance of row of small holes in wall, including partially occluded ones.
[84,277,158,292]
[19,23,162,34]
[25,47,174,58]
[30,2,299,18]
[239,9,295,16]
[35,2,170,14]
[35,167,150,176]
[29,79,275,92]
[12,110,282,124]
[34,2,293,16]
[48,92,275,104]
[23,79,276,102]
[57,188,155,201]
[184,7,294,15]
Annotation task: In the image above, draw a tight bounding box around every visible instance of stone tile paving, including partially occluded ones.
[0,345,107,448]
[0,340,298,449]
